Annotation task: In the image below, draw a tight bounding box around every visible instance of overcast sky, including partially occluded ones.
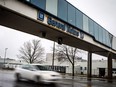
[0,0,116,60]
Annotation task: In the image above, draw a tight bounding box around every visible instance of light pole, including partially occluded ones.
[4,48,8,68]
[52,41,55,70]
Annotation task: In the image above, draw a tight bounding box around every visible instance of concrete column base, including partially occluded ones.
[107,52,112,82]
[87,52,92,79]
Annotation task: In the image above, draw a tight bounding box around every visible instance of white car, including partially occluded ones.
[15,64,62,83]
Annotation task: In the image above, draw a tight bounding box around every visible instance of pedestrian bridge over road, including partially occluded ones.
[0,0,116,81]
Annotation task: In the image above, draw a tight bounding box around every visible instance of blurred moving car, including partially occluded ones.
[15,64,62,84]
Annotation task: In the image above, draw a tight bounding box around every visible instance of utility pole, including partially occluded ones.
[4,48,8,68]
[52,41,55,70]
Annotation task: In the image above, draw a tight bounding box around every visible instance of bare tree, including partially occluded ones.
[17,39,45,64]
[56,44,81,77]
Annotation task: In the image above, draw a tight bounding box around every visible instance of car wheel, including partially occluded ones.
[15,73,21,81]
[34,76,42,83]
[49,83,56,86]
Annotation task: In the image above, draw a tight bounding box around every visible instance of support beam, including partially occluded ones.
[87,52,92,79]
[107,52,112,82]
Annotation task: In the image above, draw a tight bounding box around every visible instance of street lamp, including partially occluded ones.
[4,48,8,68]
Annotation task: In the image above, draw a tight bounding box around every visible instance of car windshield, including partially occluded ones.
[35,65,51,71]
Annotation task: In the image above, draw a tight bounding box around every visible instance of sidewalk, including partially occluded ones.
[62,74,116,83]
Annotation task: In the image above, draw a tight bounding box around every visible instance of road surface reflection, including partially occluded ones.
[13,80,58,87]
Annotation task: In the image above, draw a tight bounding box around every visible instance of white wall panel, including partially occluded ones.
[112,36,116,50]
[46,0,58,16]
[83,15,89,33]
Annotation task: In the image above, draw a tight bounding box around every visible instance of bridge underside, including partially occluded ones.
[0,5,116,59]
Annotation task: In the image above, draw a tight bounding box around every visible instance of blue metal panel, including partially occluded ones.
[105,31,109,46]
[76,9,83,30]
[31,0,46,10]
[103,29,106,44]
[106,32,112,47]
[109,33,113,47]
[89,19,94,35]
[67,3,76,26]
[58,0,68,22]
[98,26,103,43]
[94,23,99,41]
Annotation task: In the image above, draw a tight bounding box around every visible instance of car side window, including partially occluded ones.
[22,65,30,70]
[22,65,36,71]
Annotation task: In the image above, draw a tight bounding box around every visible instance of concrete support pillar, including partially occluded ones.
[107,53,112,82]
[87,52,92,79]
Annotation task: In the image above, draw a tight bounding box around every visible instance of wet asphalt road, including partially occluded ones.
[0,70,73,87]
[0,70,116,87]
